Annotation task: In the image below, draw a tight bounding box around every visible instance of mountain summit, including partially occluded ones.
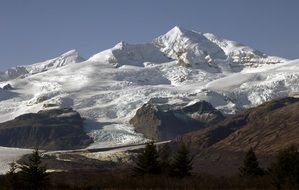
[87,26,287,72]
[154,26,227,68]
[153,26,286,71]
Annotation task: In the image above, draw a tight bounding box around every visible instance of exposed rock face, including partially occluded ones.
[2,84,13,90]
[0,108,93,150]
[175,97,299,175]
[130,101,224,140]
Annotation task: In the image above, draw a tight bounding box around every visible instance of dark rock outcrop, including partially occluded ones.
[0,108,93,150]
[2,84,13,90]
[130,101,224,140]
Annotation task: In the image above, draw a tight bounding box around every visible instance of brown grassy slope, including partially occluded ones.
[178,97,299,175]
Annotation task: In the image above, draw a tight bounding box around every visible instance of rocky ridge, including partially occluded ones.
[130,100,224,140]
[0,108,93,150]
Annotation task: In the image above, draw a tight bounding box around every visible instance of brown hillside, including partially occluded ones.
[177,97,299,175]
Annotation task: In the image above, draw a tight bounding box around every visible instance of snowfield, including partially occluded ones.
[0,26,298,173]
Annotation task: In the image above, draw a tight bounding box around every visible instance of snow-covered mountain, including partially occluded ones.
[89,42,171,67]
[153,26,227,69]
[0,66,28,82]
[0,50,84,81]
[0,26,297,149]
[153,26,286,71]
[203,33,287,67]
[26,49,85,74]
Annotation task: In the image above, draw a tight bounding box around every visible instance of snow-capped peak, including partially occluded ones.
[153,26,227,69]
[167,25,191,36]
[60,49,83,59]
[26,49,85,74]
[0,50,85,82]
[114,41,128,49]
[152,26,288,71]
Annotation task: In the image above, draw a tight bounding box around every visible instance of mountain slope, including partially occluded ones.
[176,97,299,175]
[130,100,224,140]
[0,50,84,82]
[153,26,287,72]
[26,49,85,74]
[153,26,226,69]
[203,33,287,67]
[89,42,171,67]
[0,108,92,150]
[0,66,28,82]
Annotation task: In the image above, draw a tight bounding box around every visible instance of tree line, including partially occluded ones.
[133,141,193,178]
[1,143,299,189]
[134,142,299,189]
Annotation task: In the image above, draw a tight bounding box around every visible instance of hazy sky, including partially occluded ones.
[0,0,298,70]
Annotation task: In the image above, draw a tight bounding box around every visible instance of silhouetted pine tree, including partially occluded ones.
[6,162,19,190]
[19,148,49,190]
[133,141,161,176]
[171,143,192,178]
[269,145,299,189]
[158,143,172,175]
[239,148,264,177]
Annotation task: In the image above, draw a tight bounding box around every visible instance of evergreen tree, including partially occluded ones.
[269,145,299,189]
[171,143,192,178]
[133,141,161,176]
[239,148,264,177]
[6,162,19,190]
[19,148,49,190]
[158,143,172,175]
